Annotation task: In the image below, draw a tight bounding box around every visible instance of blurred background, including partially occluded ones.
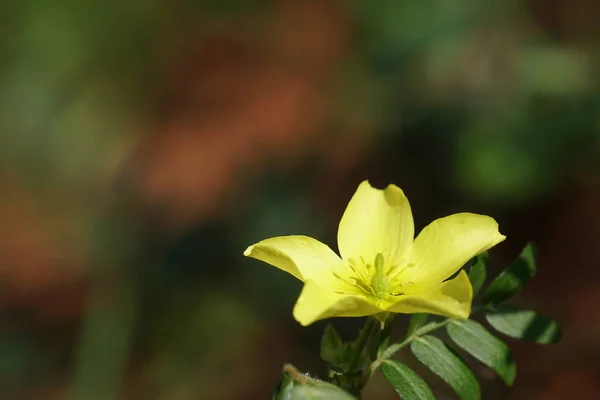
[0,0,599,399]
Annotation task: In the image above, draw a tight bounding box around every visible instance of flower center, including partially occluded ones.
[371,253,389,299]
[334,253,414,301]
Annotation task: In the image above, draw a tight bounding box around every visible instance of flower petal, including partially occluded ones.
[337,181,414,266]
[293,280,382,326]
[407,213,506,285]
[244,235,343,283]
[386,271,472,319]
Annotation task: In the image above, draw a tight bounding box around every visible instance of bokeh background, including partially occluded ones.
[1,0,599,399]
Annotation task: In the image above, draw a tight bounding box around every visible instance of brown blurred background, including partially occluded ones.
[0,0,599,399]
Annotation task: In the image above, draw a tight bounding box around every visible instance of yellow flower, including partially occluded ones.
[244,181,505,326]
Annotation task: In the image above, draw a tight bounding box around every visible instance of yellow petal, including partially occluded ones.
[407,213,505,285]
[337,181,414,266]
[386,271,472,319]
[293,280,382,326]
[244,235,343,284]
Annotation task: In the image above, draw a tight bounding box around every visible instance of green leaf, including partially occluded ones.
[274,364,357,400]
[407,313,429,337]
[485,305,561,344]
[381,360,435,400]
[481,243,537,304]
[468,252,488,295]
[283,384,358,400]
[346,321,374,372]
[321,324,345,366]
[321,322,376,374]
[411,336,480,400]
[273,374,294,399]
[447,320,516,385]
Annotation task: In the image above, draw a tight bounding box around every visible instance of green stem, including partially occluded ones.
[371,307,486,372]
[336,317,377,398]
[347,317,376,373]
[373,319,450,370]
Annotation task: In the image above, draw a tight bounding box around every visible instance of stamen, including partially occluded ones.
[332,271,371,294]
[359,255,367,267]
[386,263,414,281]
[347,258,370,284]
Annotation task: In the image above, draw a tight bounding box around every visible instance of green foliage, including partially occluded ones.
[274,365,356,400]
[320,320,378,395]
[447,320,516,385]
[485,305,561,344]
[406,313,429,337]
[481,243,537,304]
[381,360,435,400]
[411,336,480,400]
[321,324,350,369]
[283,385,357,400]
[320,321,376,378]
[467,252,488,295]
[282,243,561,399]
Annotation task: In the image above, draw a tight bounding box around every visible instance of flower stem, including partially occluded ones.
[371,318,451,371]
[371,306,489,374]
[336,317,377,398]
[347,317,376,373]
